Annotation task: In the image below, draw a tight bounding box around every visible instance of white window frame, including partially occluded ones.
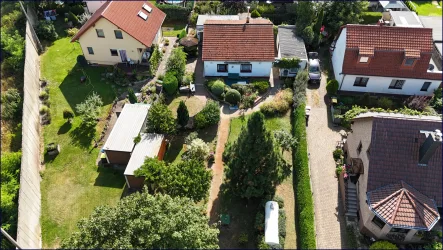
[240,64,252,73]
[389,79,405,89]
[359,56,369,63]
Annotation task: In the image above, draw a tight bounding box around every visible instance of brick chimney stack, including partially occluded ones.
[246,6,250,23]
[419,129,442,165]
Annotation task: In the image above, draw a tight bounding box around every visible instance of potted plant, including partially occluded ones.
[46,142,60,155]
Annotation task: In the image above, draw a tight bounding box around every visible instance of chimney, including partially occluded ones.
[246,6,250,23]
[419,129,442,165]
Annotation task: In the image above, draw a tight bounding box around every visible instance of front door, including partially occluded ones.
[229,64,240,74]
[119,50,127,62]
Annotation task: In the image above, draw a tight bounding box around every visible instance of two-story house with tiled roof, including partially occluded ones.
[202,18,275,77]
[72,1,165,65]
[331,25,442,96]
[344,112,442,244]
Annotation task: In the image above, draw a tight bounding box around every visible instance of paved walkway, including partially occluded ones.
[306,73,348,248]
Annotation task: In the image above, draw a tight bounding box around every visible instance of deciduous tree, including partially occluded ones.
[223,112,290,199]
[274,130,297,153]
[76,92,103,126]
[166,47,187,83]
[323,1,369,36]
[61,192,219,249]
[295,1,315,36]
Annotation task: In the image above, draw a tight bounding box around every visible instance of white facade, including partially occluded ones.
[339,74,441,96]
[332,27,441,96]
[203,61,273,77]
[85,1,107,14]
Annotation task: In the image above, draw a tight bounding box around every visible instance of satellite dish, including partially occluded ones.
[428,64,435,71]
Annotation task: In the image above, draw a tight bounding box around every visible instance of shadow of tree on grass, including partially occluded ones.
[69,122,96,149]
[57,122,72,135]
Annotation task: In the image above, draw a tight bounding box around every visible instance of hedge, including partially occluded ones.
[292,104,316,249]
[156,3,191,22]
[361,12,382,24]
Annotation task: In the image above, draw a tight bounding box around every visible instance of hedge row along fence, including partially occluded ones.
[156,2,193,22]
[292,103,316,249]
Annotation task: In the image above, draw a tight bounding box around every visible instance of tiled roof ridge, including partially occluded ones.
[406,188,440,218]
[372,187,403,209]
[404,189,427,227]
[389,189,404,224]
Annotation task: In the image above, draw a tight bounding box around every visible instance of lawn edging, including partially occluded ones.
[292,103,316,249]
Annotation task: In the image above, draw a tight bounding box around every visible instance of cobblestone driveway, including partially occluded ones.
[306,74,348,249]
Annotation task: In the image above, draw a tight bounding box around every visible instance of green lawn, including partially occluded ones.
[40,38,126,248]
[162,23,186,37]
[410,1,442,16]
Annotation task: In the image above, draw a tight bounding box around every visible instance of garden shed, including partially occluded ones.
[277,25,308,77]
[103,103,151,164]
[124,133,166,189]
[196,14,240,41]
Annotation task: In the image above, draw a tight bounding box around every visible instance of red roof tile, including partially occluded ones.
[341,25,441,80]
[202,19,275,61]
[368,181,440,230]
[71,1,165,47]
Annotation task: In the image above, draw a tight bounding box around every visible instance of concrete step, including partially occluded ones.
[347,191,357,197]
[347,204,358,210]
[345,212,358,218]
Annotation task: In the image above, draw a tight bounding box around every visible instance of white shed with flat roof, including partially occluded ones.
[196,14,240,41]
[124,133,166,189]
[103,103,151,164]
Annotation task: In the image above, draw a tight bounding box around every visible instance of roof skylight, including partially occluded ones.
[143,3,152,13]
[138,10,148,20]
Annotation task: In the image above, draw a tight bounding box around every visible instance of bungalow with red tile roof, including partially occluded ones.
[344,112,442,244]
[202,18,275,77]
[331,25,442,96]
[71,1,165,65]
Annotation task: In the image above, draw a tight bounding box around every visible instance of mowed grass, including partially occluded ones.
[167,96,205,118]
[225,111,296,248]
[162,23,186,37]
[40,38,126,248]
[411,1,442,16]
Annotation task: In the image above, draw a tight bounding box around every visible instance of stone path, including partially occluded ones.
[306,73,348,248]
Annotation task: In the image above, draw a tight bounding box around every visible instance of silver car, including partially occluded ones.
[308,52,321,84]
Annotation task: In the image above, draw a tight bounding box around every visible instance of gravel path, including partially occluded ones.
[306,73,348,249]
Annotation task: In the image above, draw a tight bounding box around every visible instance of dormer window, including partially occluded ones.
[404,58,415,66]
[359,56,369,63]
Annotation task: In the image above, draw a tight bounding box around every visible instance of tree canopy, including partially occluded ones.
[146,102,176,134]
[323,1,369,36]
[135,157,212,202]
[61,192,219,249]
[166,47,187,83]
[75,92,103,126]
[223,112,290,199]
[295,1,314,37]
[177,100,189,128]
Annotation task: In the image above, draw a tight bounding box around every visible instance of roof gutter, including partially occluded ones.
[338,72,346,91]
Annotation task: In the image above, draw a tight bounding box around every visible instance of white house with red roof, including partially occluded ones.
[72,1,165,65]
[202,18,275,77]
[331,25,442,96]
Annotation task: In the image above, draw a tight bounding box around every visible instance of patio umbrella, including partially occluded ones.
[179,37,198,47]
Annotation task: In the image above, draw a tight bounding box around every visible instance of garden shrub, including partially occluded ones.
[340,96,355,106]
[1,151,21,249]
[178,29,187,39]
[149,45,163,76]
[166,47,187,82]
[333,148,343,160]
[273,195,284,208]
[75,92,103,126]
[78,12,91,25]
[361,12,382,24]
[241,94,257,109]
[156,3,191,22]
[225,89,241,105]
[326,79,339,95]
[183,138,210,161]
[210,80,225,97]
[431,86,442,112]
[1,88,22,121]
[251,9,261,17]
[39,105,49,114]
[68,11,79,26]
[63,109,74,121]
[1,29,25,73]
[69,4,85,15]
[182,73,193,85]
[194,100,220,129]
[260,89,293,116]
[189,12,198,25]
[377,97,394,109]
[128,88,137,104]
[162,72,178,95]
[370,241,398,250]
[293,104,316,249]
[252,81,269,94]
[67,27,79,36]
[232,84,254,95]
[36,20,58,41]
[404,95,432,111]
[177,100,189,128]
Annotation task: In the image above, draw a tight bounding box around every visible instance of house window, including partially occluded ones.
[110,49,118,56]
[421,82,431,91]
[96,29,105,38]
[372,215,386,229]
[404,58,415,66]
[390,227,410,234]
[354,77,369,87]
[389,79,405,89]
[359,56,369,63]
[357,141,362,155]
[289,67,299,73]
[87,47,94,55]
[240,64,252,73]
[114,30,123,39]
[217,64,228,72]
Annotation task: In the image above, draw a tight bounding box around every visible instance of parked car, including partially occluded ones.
[308,52,321,84]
